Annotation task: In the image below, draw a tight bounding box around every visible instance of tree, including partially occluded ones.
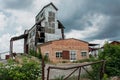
[98,43,120,77]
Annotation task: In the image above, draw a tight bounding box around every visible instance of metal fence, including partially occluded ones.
[43,60,105,80]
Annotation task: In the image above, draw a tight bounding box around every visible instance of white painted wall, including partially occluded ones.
[43,5,62,42]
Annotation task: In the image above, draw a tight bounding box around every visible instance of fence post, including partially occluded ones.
[47,67,50,80]
[78,67,81,80]
[100,60,106,80]
[42,58,45,80]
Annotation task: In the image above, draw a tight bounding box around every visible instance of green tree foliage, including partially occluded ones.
[0,55,41,80]
[98,43,120,77]
[29,49,49,63]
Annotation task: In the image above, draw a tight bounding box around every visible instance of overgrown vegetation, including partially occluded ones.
[98,43,120,77]
[91,42,120,80]
[29,49,49,63]
[0,54,41,80]
[72,42,120,80]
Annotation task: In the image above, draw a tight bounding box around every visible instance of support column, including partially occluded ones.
[10,40,13,54]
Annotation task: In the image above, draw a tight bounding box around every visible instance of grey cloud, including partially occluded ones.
[1,0,34,10]
[57,0,120,40]
[87,16,120,41]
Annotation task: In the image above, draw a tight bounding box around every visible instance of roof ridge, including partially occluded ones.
[35,2,58,18]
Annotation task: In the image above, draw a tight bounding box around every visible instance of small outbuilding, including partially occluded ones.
[37,38,89,63]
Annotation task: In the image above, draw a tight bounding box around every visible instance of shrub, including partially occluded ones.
[98,43,120,77]
[0,55,41,80]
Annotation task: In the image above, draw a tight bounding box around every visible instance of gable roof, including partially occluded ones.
[37,38,88,46]
[110,41,120,45]
[36,2,58,18]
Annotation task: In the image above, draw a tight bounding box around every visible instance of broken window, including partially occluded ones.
[31,30,35,37]
[45,27,55,34]
[51,29,55,33]
[49,22,55,28]
[45,22,48,27]
[48,11,55,22]
[48,17,55,22]
[49,11,55,17]
[38,38,45,43]
[40,32,45,37]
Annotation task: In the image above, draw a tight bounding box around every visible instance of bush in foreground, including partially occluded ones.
[0,54,41,80]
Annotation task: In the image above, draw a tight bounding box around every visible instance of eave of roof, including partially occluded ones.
[57,20,65,28]
[89,43,99,46]
[37,38,89,46]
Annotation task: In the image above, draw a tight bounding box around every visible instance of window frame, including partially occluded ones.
[56,51,62,58]
[81,51,87,57]
[70,50,77,61]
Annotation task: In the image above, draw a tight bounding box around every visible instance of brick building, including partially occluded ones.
[37,38,89,63]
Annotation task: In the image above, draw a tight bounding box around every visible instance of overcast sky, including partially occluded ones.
[0,0,120,53]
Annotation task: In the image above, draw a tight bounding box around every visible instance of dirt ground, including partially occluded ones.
[44,63,91,80]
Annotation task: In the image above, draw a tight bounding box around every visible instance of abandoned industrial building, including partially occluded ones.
[10,3,98,62]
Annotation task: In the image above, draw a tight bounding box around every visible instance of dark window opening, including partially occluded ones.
[45,53,49,57]
[81,52,87,57]
[40,33,45,37]
[37,27,44,32]
[36,38,45,43]
[56,52,62,58]
[45,27,55,34]
[48,11,55,22]
[48,17,55,22]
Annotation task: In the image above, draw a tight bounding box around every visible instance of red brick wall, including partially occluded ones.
[37,39,89,63]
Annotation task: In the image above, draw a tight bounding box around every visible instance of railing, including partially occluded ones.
[45,60,105,80]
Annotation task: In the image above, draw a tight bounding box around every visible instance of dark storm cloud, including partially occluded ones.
[87,16,120,41]
[1,0,34,10]
[58,0,120,40]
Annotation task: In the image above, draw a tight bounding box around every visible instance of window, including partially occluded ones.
[70,51,76,60]
[48,17,55,22]
[28,34,31,38]
[48,11,55,22]
[49,23,55,28]
[49,11,55,17]
[45,53,49,57]
[36,17,39,22]
[45,27,55,34]
[31,30,35,37]
[51,29,55,33]
[56,52,62,58]
[81,52,87,57]
[41,12,43,17]
[45,22,48,27]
